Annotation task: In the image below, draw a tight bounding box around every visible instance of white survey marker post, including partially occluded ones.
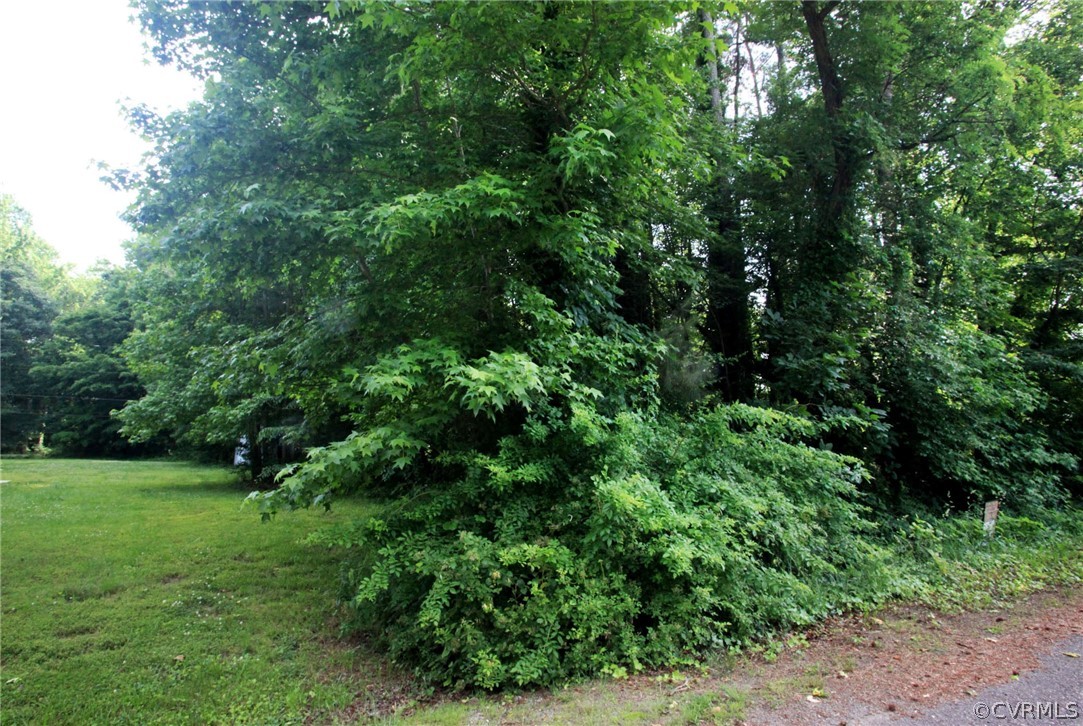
[983,500,999,538]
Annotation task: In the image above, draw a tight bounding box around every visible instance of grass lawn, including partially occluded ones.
[0,459,400,725]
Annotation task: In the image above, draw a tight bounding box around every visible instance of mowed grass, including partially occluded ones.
[0,459,399,725]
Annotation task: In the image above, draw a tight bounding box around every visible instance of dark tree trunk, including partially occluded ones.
[698,9,755,401]
[764,1,868,406]
[247,423,264,482]
[615,244,655,329]
[800,0,862,279]
[801,2,844,120]
[703,193,755,401]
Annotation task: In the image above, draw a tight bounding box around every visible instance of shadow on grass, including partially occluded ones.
[137,476,257,498]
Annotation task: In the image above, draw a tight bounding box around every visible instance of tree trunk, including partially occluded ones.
[247,423,264,482]
[766,1,867,406]
[801,0,861,269]
[698,9,755,401]
[615,244,655,329]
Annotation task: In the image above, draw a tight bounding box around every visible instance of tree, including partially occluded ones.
[984,0,1083,495]
[31,268,155,457]
[122,0,890,687]
[1,197,148,456]
[709,1,1077,504]
[1,196,60,452]
[1,267,54,452]
[115,2,351,476]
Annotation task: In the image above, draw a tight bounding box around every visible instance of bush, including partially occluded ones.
[314,403,889,688]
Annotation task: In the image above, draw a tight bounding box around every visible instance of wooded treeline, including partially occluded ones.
[1,196,158,457]
[3,0,1078,688]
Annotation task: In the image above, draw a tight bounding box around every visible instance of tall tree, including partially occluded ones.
[119,1,706,479]
[726,1,1076,504]
[1,196,61,452]
[695,9,756,402]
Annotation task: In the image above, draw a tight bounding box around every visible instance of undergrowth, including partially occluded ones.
[889,507,1083,611]
[303,402,1082,690]
[307,404,893,689]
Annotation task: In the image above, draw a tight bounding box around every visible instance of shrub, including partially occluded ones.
[313,403,888,688]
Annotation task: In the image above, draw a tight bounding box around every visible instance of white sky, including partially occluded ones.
[0,0,202,271]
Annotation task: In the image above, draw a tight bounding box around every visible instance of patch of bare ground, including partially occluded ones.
[309,625,429,724]
[738,586,1083,725]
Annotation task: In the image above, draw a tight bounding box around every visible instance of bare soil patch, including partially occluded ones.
[738,586,1083,725]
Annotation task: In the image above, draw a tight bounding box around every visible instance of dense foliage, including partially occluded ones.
[2,196,60,451]
[31,270,155,457]
[310,406,885,687]
[0,196,148,456]
[113,0,1080,687]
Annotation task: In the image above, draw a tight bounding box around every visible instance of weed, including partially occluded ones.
[680,686,747,724]
[836,655,858,674]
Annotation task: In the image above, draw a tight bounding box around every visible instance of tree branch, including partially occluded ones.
[818,1,841,20]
